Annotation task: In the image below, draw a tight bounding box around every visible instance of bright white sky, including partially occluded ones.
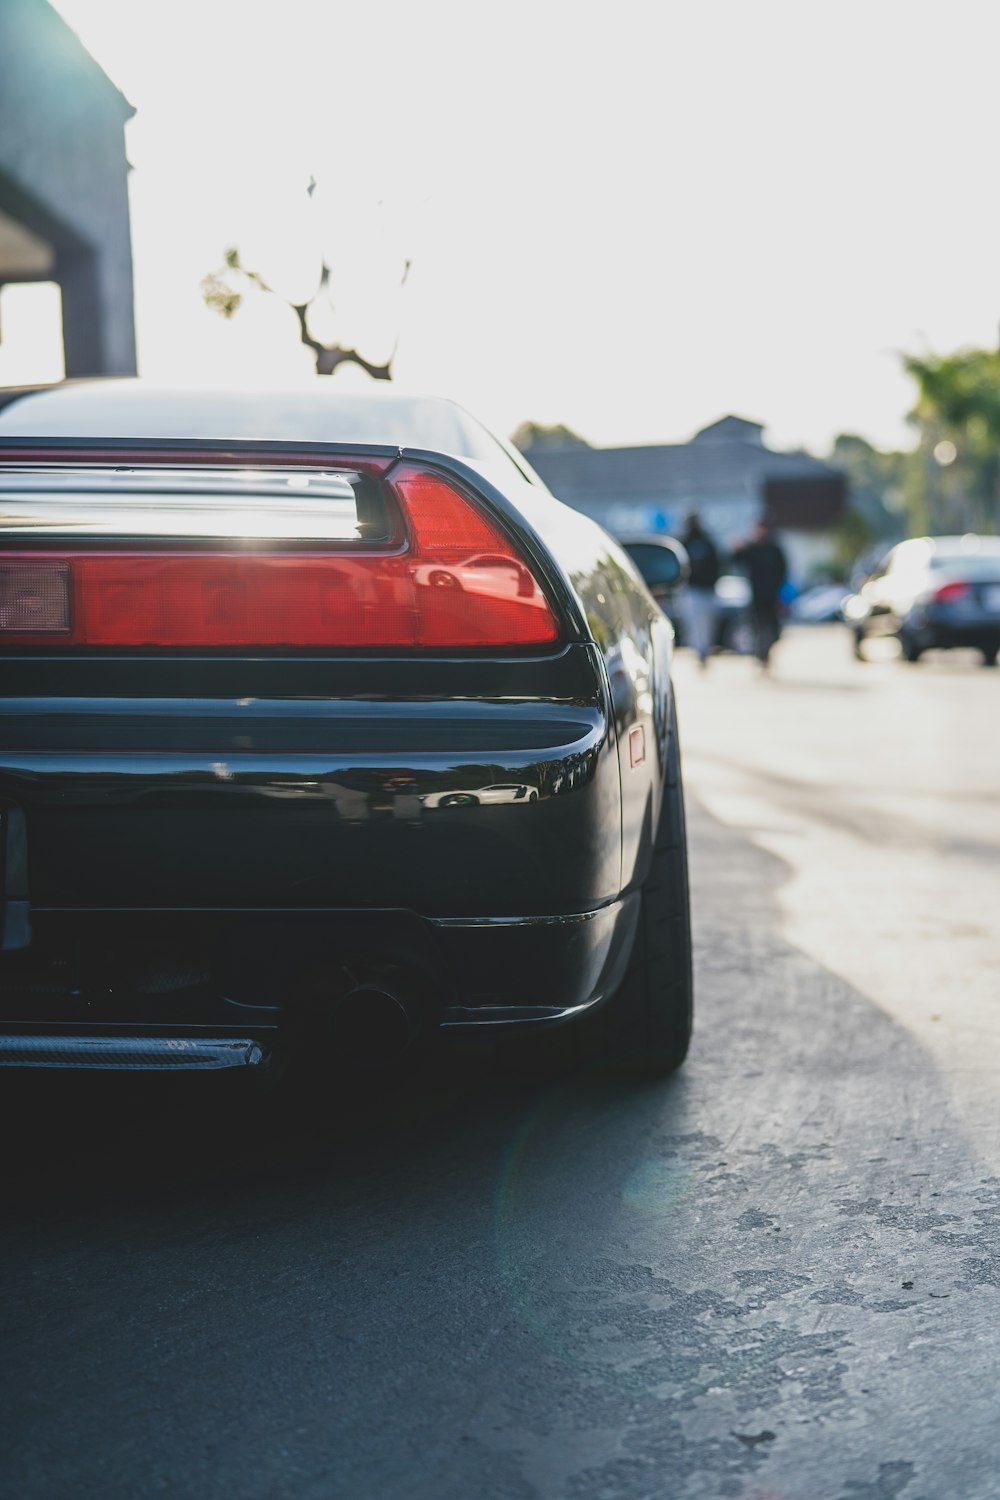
[13,0,1000,453]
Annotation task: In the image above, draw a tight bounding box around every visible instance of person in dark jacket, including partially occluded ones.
[733,520,788,667]
[679,511,721,666]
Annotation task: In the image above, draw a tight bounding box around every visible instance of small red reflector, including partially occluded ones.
[0,470,560,650]
[629,725,645,768]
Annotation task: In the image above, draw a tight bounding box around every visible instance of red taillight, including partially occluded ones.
[933,581,971,603]
[0,469,560,650]
[389,468,558,648]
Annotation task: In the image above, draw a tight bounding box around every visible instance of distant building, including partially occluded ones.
[0,0,136,377]
[524,415,846,583]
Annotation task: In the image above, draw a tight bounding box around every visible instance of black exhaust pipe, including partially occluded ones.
[332,966,441,1068]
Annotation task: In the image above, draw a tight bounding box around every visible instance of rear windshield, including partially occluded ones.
[0,387,537,491]
[930,549,1000,578]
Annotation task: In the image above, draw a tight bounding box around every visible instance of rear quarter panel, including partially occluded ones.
[453,455,676,895]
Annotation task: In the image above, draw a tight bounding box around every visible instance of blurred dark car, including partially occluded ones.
[790,583,850,624]
[711,573,754,651]
[0,380,693,1082]
[845,535,1000,664]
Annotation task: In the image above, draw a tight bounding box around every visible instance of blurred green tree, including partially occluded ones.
[904,342,1000,533]
[823,433,908,575]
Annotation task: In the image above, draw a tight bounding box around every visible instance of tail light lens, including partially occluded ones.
[0,467,560,650]
[0,561,70,632]
[933,581,971,603]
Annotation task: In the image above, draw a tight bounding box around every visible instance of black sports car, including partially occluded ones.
[0,382,692,1079]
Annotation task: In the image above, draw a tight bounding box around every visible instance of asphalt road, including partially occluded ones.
[3,625,1000,1500]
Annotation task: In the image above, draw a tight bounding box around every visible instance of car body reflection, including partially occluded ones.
[422,783,540,809]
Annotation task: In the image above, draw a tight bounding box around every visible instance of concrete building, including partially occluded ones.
[524,416,846,584]
[0,0,136,377]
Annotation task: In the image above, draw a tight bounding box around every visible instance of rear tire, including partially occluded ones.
[899,631,923,663]
[982,646,998,667]
[600,694,693,1078]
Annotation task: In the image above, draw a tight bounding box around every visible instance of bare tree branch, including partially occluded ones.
[202,202,408,381]
[291,303,393,380]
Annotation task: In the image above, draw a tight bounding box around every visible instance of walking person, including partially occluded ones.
[679,511,720,667]
[733,519,789,668]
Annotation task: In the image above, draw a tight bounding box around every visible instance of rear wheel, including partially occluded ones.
[982,646,998,667]
[899,630,923,663]
[600,695,693,1077]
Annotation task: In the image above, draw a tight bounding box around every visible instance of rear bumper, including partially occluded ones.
[0,643,635,1066]
[2,741,616,915]
[0,898,640,1066]
[0,646,621,918]
[920,624,1000,650]
[908,606,1000,650]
